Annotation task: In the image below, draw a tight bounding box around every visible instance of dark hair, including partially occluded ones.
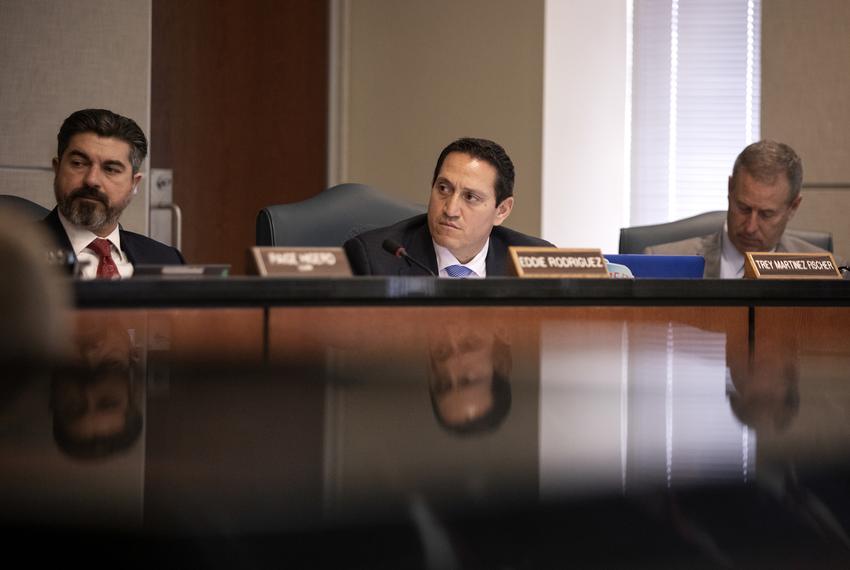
[50,363,143,461]
[732,140,803,202]
[430,370,512,436]
[432,138,515,205]
[52,406,143,461]
[57,109,148,173]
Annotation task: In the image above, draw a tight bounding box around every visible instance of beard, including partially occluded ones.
[55,184,130,234]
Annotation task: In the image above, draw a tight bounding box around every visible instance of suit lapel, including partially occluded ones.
[399,223,438,276]
[43,208,74,252]
[702,231,722,278]
[118,228,138,265]
[485,234,505,276]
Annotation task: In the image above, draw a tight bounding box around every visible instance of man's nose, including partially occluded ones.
[83,165,102,188]
[443,193,461,217]
[444,368,461,387]
[744,211,759,233]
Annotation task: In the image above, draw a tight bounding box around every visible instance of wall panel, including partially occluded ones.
[0,0,151,233]
[762,0,850,258]
[339,0,544,237]
[151,0,328,272]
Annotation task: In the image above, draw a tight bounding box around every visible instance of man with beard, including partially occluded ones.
[43,109,184,279]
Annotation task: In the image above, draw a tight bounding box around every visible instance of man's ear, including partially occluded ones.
[132,172,143,195]
[787,194,802,220]
[493,196,514,226]
[52,157,59,174]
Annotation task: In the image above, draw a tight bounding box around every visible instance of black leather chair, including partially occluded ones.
[256,183,425,246]
[619,210,833,253]
[0,194,50,222]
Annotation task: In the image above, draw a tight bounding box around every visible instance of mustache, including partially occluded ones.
[68,186,109,205]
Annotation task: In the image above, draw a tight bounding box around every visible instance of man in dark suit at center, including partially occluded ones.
[344,137,553,276]
[43,108,184,279]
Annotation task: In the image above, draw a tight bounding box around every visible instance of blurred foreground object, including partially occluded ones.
[0,211,71,366]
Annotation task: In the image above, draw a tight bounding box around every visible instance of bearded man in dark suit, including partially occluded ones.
[43,108,184,279]
[344,137,553,277]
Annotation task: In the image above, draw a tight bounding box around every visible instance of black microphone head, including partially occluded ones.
[382,239,405,258]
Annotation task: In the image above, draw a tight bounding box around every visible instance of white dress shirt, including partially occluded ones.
[720,221,776,279]
[58,212,134,279]
[433,239,489,278]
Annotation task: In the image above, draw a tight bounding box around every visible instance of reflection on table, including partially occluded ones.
[2,306,849,567]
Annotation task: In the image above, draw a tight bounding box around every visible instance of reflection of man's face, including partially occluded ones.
[726,329,799,433]
[51,319,138,455]
[52,367,131,440]
[428,327,497,426]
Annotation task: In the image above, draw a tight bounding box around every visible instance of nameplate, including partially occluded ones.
[249,247,352,277]
[509,247,609,278]
[744,252,841,279]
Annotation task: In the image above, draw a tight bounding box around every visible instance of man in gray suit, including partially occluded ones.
[645,140,836,278]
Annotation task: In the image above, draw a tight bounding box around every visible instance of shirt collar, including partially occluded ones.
[58,211,125,259]
[433,239,489,278]
[721,221,780,278]
[720,221,746,278]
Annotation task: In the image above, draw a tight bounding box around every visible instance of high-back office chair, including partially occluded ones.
[0,194,50,222]
[618,210,833,254]
[256,183,425,246]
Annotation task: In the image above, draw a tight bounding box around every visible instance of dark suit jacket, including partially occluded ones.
[42,208,185,272]
[343,214,553,276]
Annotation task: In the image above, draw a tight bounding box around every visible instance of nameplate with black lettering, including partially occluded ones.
[509,247,609,278]
[249,247,352,277]
[744,252,841,280]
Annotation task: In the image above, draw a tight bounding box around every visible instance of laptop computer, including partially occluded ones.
[603,254,705,279]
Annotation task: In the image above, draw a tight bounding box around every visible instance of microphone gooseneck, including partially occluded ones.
[382,239,436,276]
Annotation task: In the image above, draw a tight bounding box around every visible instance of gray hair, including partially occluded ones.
[732,140,803,202]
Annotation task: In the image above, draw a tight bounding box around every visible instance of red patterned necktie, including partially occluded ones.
[87,238,120,279]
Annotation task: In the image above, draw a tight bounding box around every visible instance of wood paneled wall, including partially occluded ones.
[152,0,328,272]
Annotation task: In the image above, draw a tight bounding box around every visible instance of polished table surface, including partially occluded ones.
[3,277,850,568]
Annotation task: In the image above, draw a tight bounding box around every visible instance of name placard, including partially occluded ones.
[744,252,841,280]
[509,247,609,278]
[249,247,352,277]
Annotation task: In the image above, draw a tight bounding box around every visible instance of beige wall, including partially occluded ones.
[762,0,850,262]
[0,0,151,233]
[336,0,545,236]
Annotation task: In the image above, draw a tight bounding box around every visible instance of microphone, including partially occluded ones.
[382,239,436,276]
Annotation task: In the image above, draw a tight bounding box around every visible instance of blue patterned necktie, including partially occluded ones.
[445,264,476,278]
